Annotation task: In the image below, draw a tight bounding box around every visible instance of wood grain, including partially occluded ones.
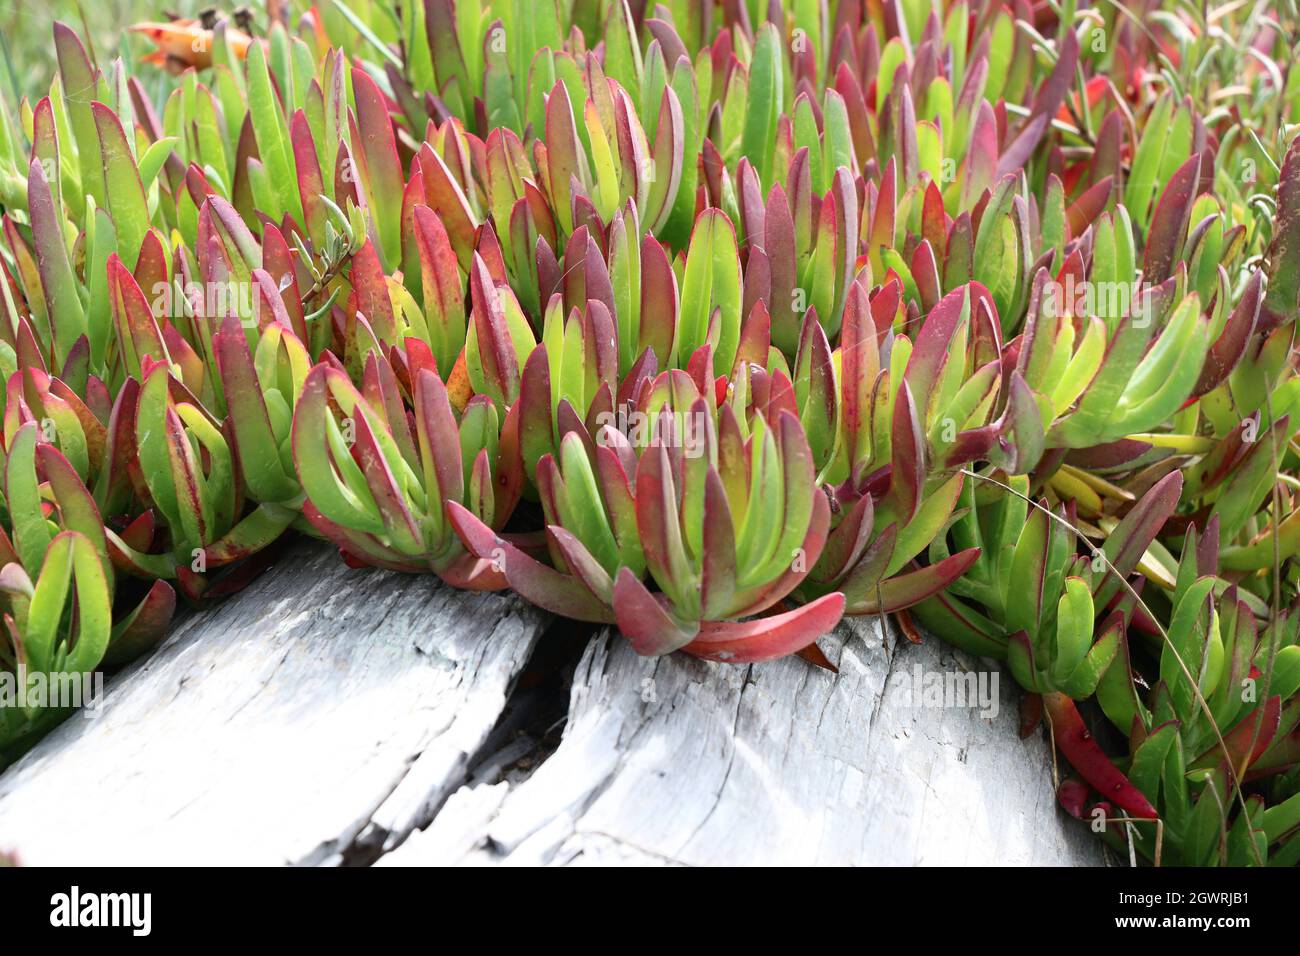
[382,616,1104,866]
[0,542,1102,866]
[0,541,548,866]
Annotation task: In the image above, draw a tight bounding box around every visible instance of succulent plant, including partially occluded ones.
[435,305,841,657]
[0,421,173,758]
[0,0,1295,866]
[291,353,522,586]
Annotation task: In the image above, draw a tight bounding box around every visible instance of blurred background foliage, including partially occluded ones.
[2,1,210,100]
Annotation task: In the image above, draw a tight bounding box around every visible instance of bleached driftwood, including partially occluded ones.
[0,541,548,866]
[0,541,1103,866]
[381,616,1105,866]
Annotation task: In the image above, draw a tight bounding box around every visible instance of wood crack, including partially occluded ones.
[0,540,552,866]
[0,545,1106,867]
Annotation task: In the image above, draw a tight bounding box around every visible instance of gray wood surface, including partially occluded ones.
[0,540,548,866]
[0,541,1104,866]
[381,617,1105,866]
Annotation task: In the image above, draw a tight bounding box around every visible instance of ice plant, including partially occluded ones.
[1064,529,1300,865]
[0,0,1292,868]
[0,422,173,759]
[790,281,999,615]
[913,472,1182,664]
[291,356,522,586]
[449,344,845,661]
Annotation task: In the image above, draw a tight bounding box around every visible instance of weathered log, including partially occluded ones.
[0,542,1104,866]
[0,541,548,866]
[382,617,1105,866]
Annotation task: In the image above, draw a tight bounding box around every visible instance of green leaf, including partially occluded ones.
[26,160,85,367]
[740,22,781,187]
[245,39,303,227]
[5,424,54,574]
[91,103,150,270]
[1050,577,1095,684]
[677,209,742,372]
